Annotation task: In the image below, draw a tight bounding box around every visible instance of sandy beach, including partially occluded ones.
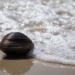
[0,58,75,75]
[0,0,75,75]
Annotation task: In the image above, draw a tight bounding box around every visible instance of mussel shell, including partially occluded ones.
[0,32,34,56]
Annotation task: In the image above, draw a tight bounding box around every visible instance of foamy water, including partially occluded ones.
[0,0,75,65]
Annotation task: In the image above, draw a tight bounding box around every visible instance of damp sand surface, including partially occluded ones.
[0,58,75,75]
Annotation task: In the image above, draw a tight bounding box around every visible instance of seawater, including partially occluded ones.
[0,0,75,65]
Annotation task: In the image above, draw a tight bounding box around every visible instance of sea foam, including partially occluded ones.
[0,0,75,65]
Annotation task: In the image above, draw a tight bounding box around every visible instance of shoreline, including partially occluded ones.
[32,59,75,69]
[0,58,75,75]
[26,59,75,75]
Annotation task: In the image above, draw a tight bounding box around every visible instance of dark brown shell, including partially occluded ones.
[0,32,34,56]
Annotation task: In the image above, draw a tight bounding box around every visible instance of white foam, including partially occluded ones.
[0,0,75,65]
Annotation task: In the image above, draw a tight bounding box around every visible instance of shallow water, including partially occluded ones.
[0,59,33,75]
[0,0,75,65]
[0,59,75,75]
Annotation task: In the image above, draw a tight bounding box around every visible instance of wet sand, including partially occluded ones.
[0,58,75,75]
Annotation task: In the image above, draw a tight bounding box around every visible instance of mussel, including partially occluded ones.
[0,32,34,56]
